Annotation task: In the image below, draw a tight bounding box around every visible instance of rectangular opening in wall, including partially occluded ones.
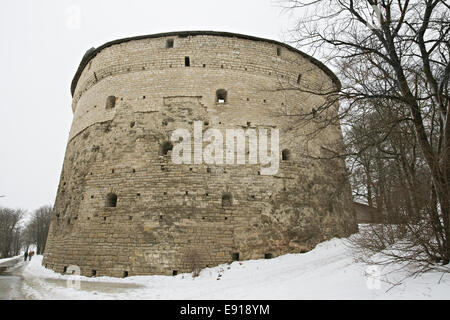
[277,47,281,56]
[173,270,178,276]
[91,270,97,277]
[123,271,128,278]
[166,39,174,48]
[63,266,67,273]
[185,57,190,67]
[264,253,272,259]
[232,253,240,261]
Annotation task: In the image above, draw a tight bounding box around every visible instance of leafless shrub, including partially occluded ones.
[348,222,450,278]
[182,248,203,278]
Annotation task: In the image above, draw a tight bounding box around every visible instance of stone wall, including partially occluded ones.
[43,32,357,277]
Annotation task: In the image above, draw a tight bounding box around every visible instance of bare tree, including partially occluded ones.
[344,98,450,274]
[280,0,450,268]
[181,248,204,278]
[24,205,52,255]
[0,207,24,258]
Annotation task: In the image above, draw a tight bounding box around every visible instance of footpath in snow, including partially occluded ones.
[17,236,450,300]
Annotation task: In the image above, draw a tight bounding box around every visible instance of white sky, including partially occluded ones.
[0,0,298,213]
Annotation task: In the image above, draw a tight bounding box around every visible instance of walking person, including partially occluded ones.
[24,251,28,262]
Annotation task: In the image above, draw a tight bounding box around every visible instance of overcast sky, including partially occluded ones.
[0,0,299,213]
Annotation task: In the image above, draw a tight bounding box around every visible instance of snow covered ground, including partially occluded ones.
[17,236,450,300]
[0,255,21,265]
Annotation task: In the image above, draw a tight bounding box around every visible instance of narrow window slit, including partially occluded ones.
[216,89,227,104]
[105,96,116,109]
[222,193,232,207]
[106,193,117,207]
[282,149,291,161]
[161,141,173,155]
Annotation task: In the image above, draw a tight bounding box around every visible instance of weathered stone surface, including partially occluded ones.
[43,31,357,277]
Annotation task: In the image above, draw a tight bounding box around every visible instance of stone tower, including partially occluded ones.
[43,31,357,277]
